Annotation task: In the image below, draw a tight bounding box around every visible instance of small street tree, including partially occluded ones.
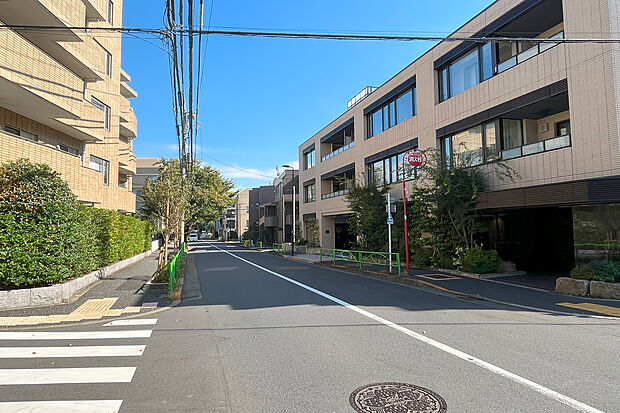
[141,159,188,265]
[186,161,237,229]
[345,178,390,251]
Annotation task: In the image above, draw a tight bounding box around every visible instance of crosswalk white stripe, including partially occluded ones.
[0,400,123,413]
[103,319,157,327]
[0,367,136,385]
[0,330,152,340]
[0,345,146,358]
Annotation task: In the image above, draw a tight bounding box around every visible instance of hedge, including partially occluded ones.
[0,159,152,289]
[462,247,502,274]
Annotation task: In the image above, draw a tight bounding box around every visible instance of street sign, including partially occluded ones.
[405,149,427,167]
[386,204,396,213]
[387,214,394,225]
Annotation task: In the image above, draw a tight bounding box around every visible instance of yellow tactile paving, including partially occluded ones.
[0,298,146,326]
[557,302,620,317]
[417,274,461,281]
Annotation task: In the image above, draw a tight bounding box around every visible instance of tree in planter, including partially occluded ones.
[141,159,188,266]
[410,148,517,265]
[304,217,320,248]
[345,178,390,251]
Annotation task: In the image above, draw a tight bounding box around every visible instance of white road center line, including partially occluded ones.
[0,400,123,413]
[0,330,152,340]
[0,345,146,358]
[0,367,136,385]
[103,319,158,327]
[212,243,606,413]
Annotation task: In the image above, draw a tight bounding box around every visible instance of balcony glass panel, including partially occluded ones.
[544,134,571,151]
[501,147,522,160]
[522,142,545,156]
[497,56,517,73]
[517,45,538,64]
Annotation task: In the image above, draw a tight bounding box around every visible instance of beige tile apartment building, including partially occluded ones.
[299,0,620,272]
[0,0,138,213]
[235,188,251,237]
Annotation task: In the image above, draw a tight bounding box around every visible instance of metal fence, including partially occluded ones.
[169,242,186,294]
[319,248,401,275]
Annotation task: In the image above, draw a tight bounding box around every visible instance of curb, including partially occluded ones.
[0,249,154,310]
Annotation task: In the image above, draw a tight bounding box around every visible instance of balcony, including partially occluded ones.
[497,31,564,74]
[120,104,137,139]
[322,141,355,162]
[320,121,354,162]
[0,30,103,142]
[121,82,138,99]
[502,135,570,160]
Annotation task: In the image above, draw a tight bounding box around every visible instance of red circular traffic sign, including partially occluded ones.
[405,150,427,167]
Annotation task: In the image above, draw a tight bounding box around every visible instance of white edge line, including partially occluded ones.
[103,319,158,326]
[0,400,123,413]
[0,330,152,340]
[211,243,606,413]
[0,345,146,358]
[0,367,136,385]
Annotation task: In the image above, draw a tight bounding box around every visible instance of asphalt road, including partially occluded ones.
[1,241,619,412]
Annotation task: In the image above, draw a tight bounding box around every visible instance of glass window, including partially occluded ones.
[556,119,571,136]
[449,49,480,98]
[91,97,110,130]
[389,101,396,128]
[105,50,112,77]
[440,68,449,102]
[304,183,316,203]
[383,159,391,185]
[390,155,398,183]
[3,125,38,142]
[413,87,417,115]
[304,150,315,169]
[90,155,109,185]
[382,105,389,131]
[502,119,523,150]
[484,121,498,161]
[373,160,384,186]
[371,110,382,137]
[107,0,114,24]
[58,144,79,156]
[400,152,415,179]
[481,43,493,81]
[497,42,517,65]
[443,137,451,168]
[396,90,413,124]
[453,125,483,166]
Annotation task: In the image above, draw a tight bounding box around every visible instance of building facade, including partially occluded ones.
[258,170,299,245]
[0,0,138,213]
[133,157,160,211]
[235,188,251,237]
[298,0,620,272]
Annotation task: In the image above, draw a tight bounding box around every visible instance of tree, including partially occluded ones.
[186,161,236,228]
[345,178,390,251]
[141,159,188,265]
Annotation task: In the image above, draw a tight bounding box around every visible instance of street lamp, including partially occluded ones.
[283,164,296,256]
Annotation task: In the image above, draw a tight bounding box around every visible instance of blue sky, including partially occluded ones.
[122,0,495,189]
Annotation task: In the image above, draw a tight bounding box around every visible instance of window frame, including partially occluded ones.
[368,86,417,138]
[89,155,110,185]
[104,48,112,77]
[107,0,114,24]
[439,44,493,102]
[3,125,38,142]
[91,96,110,130]
[304,183,316,203]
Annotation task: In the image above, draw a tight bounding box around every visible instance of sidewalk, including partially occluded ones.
[279,252,620,318]
[0,254,173,327]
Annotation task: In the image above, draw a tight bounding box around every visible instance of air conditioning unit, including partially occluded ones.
[539,122,549,133]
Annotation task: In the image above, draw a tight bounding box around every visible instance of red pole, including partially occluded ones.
[402,157,410,275]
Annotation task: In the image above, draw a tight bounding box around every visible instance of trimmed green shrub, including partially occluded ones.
[0,160,97,288]
[412,247,434,267]
[589,259,620,283]
[0,159,152,290]
[570,264,596,280]
[462,247,502,274]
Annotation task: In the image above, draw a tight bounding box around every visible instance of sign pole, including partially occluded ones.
[387,193,392,273]
[402,158,410,276]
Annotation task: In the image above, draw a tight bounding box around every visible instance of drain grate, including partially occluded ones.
[349,382,447,413]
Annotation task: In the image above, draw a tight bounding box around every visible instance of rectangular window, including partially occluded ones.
[105,49,112,77]
[400,152,416,179]
[304,183,316,203]
[442,137,451,168]
[556,119,571,137]
[373,160,384,186]
[107,0,114,24]
[501,119,523,150]
[304,149,315,170]
[3,125,38,142]
[368,86,416,138]
[58,144,79,156]
[449,48,480,98]
[481,43,493,80]
[484,121,498,161]
[91,96,110,130]
[440,68,449,102]
[396,90,413,124]
[453,125,483,166]
[89,155,109,185]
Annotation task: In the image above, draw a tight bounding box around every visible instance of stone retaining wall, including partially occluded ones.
[555,277,620,299]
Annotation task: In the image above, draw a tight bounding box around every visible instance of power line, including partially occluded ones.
[202,154,276,179]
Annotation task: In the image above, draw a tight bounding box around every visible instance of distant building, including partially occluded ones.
[0,0,139,213]
[258,170,299,245]
[133,157,160,211]
[235,189,251,237]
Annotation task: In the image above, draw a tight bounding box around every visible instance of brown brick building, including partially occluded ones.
[298,0,620,272]
[0,0,138,213]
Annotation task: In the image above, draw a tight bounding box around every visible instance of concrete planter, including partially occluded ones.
[589,281,620,299]
[555,277,590,297]
[0,249,153,309]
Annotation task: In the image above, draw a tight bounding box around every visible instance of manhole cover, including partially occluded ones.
[349,382,447,413]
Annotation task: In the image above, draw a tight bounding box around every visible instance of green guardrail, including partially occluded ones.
[273,243,284,253]
[257,241,263,248]
[319,248,401,275]
[169,242,186,294]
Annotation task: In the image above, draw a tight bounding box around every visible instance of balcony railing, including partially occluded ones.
[501,134,571,160]
[321,141,355,162]
[321,188,350,200]
[497,31,564,74]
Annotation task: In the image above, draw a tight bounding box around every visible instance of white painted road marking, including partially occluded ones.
[0,330,152,340]
[212,243,606,413]
[0,367,136,385]
[0,345,146,358]
[0,400,123,413]
[103,318,158,327]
